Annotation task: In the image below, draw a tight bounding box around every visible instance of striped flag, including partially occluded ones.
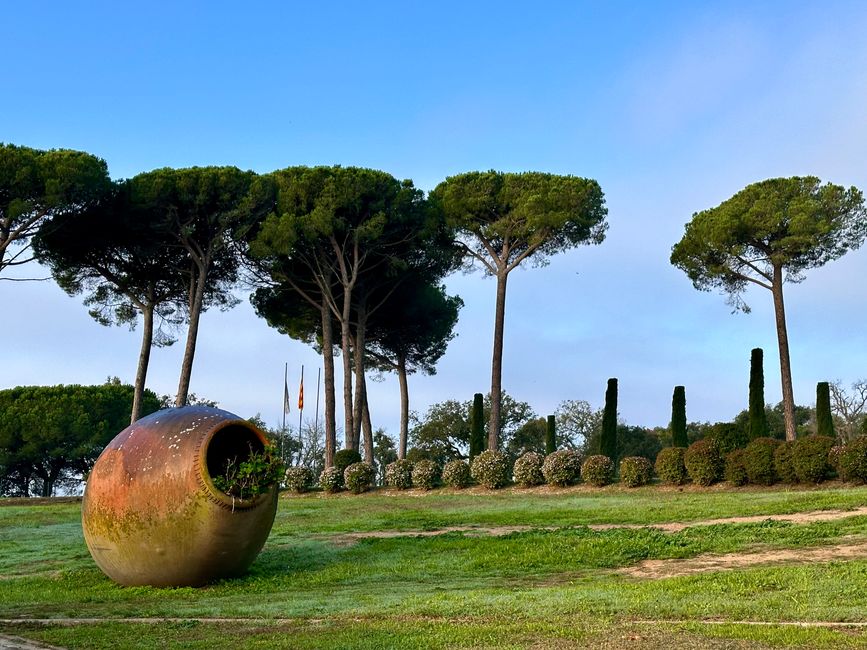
[298,369,304,410]
[283,376,291,415]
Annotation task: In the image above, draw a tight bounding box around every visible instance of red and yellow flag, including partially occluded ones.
[298,376,304,411]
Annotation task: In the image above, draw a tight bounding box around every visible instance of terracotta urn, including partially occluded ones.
[82,406,278,587]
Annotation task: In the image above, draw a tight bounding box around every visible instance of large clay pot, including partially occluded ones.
[82,406,278,587]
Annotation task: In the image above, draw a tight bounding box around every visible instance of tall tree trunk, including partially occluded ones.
[771,264,797,441]
[341,290,355,450]
[397,352,409,460]
[321,301,337,468]
[352,301,367,450]
[361,377,373,464]
[131,302,155,424]
[175,266,207,407]
[488,270,509,450]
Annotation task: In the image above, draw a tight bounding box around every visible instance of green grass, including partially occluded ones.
[273,483,867,533]
[2,484,867,648]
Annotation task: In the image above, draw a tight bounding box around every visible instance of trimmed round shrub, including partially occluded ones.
[470,450,510,489]
[385,459,414,489]
[319,467,343,493]
[343,462,375,494]
[284,466,314,493]
[541,449,582,487]
[743,437,781,486]
[513,452,545,487]
[684,438,723,486]
[829,445,844,476]
[655,447,688,485]
[581,455,614,487]
[839,437,867,483]
[724,449,749,486]
[792,434,835,484]
[774,441,798,483]
[619,456,653,487]
[333,449,363,482]
[441,459,471,489]
[412,459,440,490]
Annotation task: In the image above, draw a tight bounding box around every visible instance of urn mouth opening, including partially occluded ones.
[202,421,274,507]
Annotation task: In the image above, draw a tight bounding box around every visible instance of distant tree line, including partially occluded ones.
[0,379,160,497]
[3,142,608,470]
[4,142,867,484]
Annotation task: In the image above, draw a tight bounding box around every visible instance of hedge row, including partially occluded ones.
[287,450,652,493]
[282,434,867,493]
[657,434,865,487]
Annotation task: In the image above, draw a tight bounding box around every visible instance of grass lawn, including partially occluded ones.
[2,483,867,648]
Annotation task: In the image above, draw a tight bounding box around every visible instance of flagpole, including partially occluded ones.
[298,365,304,465]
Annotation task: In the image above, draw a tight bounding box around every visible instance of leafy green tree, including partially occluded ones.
[554,399,603,449]
[584,422,661,463]
[412,399,473,465]
[546,415,556,454]
[130,167,269,407]
[373,428,398,485]
[366,278,463,458]
[733,401,813,442]
[0,143,110,277]
[251,166,433,457]
[430,171,607,448]
[248,265,340,466]
[0,381,160,496]
[671,177,867,440]
[469,393,485,460]
[34,180,189,422]
[654,421,712,448]
[600,378,618,461]
[249,272,339,467]
[816,382,835,439]
[410,392,535,463]
[671,386,688,447]
[705,421,749,454]
[748,348,769,440]
[616,425,662,463]
[504,416,548,459]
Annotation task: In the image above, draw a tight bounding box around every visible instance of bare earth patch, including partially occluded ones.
[0,634,66,649]
[621,539,867,579]
[322,506,867,545]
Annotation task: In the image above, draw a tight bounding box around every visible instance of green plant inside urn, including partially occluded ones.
[210,442,284,501]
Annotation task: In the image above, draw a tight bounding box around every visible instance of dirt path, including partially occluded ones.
[0,634,66,650]
[323,505,867,545]
[621,539,867,579]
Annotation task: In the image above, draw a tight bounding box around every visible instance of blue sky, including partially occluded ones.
[3,1,867,435]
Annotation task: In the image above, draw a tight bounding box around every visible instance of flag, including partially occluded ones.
[283,376,291,415]
[298,374,304,411]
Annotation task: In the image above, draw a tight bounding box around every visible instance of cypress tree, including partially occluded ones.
[546,415,556,454]
[600,378,618,461]
[748,348,768,440]
[469,393,485,460]
[816,381,835,438]
[671,385,688,447]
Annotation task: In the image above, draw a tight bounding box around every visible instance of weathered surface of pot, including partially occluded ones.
[82,406,278,587]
